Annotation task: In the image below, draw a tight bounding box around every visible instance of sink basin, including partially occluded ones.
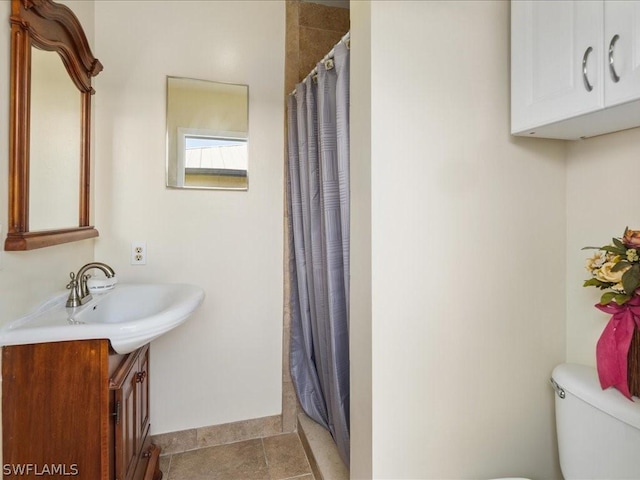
[0,283,205,353]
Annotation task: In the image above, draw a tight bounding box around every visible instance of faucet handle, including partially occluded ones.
[66,272,77,290]
[65,272,81,308]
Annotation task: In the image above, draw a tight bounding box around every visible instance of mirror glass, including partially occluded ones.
[29,48,81,231]
[166,77,249,190]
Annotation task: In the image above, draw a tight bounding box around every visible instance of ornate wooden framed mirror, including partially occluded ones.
[5,0,102,250]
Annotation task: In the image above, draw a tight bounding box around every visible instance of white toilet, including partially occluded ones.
[550,363,640,479]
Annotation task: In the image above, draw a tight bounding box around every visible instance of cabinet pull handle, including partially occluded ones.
[609,34,621,83]
[582,46,594,92]
[135,370,147,383]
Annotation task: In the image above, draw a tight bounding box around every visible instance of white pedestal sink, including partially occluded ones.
[0,283,205,353]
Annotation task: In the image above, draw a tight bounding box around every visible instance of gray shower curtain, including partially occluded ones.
[286,41,350,467]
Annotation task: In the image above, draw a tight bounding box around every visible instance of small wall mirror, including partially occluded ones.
[166,77,249,191]
[6,0,102,250]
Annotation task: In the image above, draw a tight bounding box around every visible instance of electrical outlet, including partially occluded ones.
[131,241,147,265]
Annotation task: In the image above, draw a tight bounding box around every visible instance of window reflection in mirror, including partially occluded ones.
[166,77,249,190]
[29,48,81,230]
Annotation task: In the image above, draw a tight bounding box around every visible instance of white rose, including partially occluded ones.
[595,261,629,283]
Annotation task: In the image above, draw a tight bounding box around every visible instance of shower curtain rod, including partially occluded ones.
[289,31,350,96]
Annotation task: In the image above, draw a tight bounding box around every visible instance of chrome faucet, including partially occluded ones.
[66,262,116,308]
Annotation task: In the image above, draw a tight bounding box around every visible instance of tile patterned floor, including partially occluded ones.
[159,432,315,480]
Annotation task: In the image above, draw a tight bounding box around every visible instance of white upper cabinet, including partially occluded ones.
[511,0,640,139]
[604,1,640,106]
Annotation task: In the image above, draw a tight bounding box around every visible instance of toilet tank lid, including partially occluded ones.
[552,363,640,430]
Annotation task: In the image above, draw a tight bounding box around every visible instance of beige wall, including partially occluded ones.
[349,2,372,478]
[93,1,285,435]
[566,127,640,365]
[350,2,566,478]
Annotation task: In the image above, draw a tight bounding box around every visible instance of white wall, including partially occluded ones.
[566,127,640,365]
[350,2,567,478]
[93,1,285,434]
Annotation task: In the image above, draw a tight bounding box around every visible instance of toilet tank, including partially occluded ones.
[551,364,640,479]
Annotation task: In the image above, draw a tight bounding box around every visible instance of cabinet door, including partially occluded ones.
[112,345,153,480]
[2,340,110,480]
[604,1,640,106]
[114,359,140,480]
[511,0,604,134]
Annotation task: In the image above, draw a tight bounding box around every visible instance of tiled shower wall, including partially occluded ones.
[285,1,350,93]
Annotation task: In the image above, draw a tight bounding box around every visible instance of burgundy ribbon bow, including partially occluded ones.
[595,296,640,399]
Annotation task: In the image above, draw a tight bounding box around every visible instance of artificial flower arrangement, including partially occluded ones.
[584,227,640,399]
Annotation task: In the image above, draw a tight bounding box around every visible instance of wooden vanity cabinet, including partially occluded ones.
[2,340,162,480]
[111,343,159,480]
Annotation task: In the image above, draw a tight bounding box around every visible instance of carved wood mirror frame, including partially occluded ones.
[5,0,102,250]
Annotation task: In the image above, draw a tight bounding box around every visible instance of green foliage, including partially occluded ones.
[612,260,631,272]
[622,264,640,296]
[583,278,610,289]
[600,245,627,255]
[600,291,631,305]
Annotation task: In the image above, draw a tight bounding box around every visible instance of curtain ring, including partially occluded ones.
[324,58,335,70]
[345,38,350,50]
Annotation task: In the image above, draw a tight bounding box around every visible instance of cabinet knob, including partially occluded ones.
[609,34,621,83]
[582,46,594,92]
[135,370,147,383]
